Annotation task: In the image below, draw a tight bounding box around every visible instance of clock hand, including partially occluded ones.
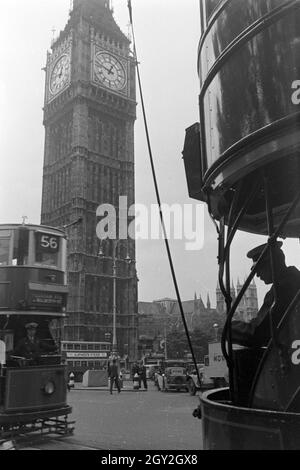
[101,64,114,75]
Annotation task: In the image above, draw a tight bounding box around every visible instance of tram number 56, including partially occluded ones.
[41,235,58,250]
[36,233,59,253]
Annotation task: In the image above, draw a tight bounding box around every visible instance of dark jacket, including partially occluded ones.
[139,365,147,379]
[108,363,119,378]
[232,266,300,347]
[132,364,139,376]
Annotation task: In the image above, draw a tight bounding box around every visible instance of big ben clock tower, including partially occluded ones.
[41,0,138,361]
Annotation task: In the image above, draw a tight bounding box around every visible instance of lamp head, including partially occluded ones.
[98,247,105,257]
[125,254,132,264]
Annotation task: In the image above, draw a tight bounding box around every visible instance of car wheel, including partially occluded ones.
[188,380,196,396]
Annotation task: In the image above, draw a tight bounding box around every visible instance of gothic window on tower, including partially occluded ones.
[93,164,98,201]
[111,124,117,156]
[103,123,109,154]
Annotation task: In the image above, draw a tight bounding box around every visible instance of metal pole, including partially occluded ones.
[112,242,118,355]
[264,173,278,346]
[164,323,167,361]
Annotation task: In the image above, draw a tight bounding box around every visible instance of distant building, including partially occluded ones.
[216,280,258,322]
[138,281,258,355]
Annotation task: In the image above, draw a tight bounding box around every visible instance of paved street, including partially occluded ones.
[18,381,203,450]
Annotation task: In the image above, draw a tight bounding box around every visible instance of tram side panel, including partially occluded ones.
[0,267,67,313]
[3,366,67,413]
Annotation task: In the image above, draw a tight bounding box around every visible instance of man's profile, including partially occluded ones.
[232,241,300,347]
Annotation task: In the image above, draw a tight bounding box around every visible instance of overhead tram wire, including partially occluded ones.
[127,1,202,386]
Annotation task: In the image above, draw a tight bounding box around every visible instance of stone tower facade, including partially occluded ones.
[236,279,258,322]
[216,283,224,314]
[41,0,138,359]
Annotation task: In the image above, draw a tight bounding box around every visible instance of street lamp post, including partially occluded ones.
[99,239,132,360]
[213,323,219,342]
[104,332,112,355]
[112,247,118,355]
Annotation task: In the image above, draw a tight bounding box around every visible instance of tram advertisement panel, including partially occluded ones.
[29,291,65,309]
[199,0,300,174]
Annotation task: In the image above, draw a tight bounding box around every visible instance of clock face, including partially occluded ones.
[49,54,70,95]
[94,52,127,91]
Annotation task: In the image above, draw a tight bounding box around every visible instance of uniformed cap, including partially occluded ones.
[247,241,283,262]
[25,322,38,329]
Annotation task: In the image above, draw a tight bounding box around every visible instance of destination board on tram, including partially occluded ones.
[35,232,60,253]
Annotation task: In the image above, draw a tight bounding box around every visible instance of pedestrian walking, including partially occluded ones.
[139,361,148,390]
[132,361,141,389]
[108,358,121,394]
[67,371,75,391]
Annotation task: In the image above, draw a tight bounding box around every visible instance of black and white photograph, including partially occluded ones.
[0,0,300,452]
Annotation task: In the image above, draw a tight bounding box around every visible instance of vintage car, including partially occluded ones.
[186,363,214,395]
[146,364,160,380]
[155,360,188,392]
[186,363,202,395]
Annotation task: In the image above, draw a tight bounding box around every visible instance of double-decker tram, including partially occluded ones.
[183,0,300,449]
[0,223,74,440]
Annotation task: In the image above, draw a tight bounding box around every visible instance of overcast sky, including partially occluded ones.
[1,0,300,306]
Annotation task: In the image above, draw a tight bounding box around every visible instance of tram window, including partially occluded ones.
[94,361,101,368]
[34,232,60,267]
[67,344,74,350]
[74,344,81,350]
[0,238,10,266]
[81,361,87,368]
[88,361,94,368]
[81,344,87,350]
[88,344,94,350]
[74,361,81,367]
[68,361,74,368]
[12,228,29,266]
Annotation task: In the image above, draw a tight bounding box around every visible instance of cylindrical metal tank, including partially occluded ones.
[197,0,300,236]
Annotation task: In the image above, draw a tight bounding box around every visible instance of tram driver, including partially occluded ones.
[13,322,58,366]
[232,241,300,348]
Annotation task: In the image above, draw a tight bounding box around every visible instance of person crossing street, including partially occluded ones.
[108,358,121,394]
[139,361,148,390]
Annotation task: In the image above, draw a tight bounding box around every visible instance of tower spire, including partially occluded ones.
[207,293,211,309]
[73,0,111,10]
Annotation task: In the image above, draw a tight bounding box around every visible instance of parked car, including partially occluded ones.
[186,363,214,395]
[186,344,229,395]
[155,360,189,392]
